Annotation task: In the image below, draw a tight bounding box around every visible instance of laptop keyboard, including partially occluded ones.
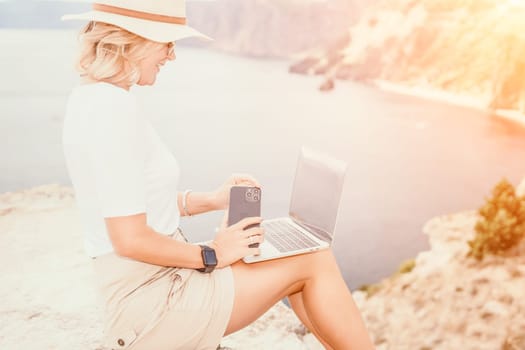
[262,220,320,252]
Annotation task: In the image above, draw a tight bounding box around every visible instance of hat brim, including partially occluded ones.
[61,11,212,43]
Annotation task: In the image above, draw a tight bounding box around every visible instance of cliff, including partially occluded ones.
[3,183,525,349]
[0,184,322,349]
[290,0,525,115]
[353,210,525,349]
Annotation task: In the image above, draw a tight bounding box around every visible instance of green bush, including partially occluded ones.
[357,259,416,299]
[357,283,382,298]
[468,179,525,260]
[397,258,416,274]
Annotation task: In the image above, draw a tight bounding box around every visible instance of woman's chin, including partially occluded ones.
[137,77,157,86]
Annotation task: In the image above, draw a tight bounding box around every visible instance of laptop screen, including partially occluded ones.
[289,147,347,240]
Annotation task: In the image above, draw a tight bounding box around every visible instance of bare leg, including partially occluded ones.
[224,249,374,349]
[287,292,334,350]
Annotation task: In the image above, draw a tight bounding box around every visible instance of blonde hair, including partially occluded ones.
[76,21,167,87]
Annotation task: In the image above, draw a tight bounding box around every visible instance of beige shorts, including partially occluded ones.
[92,229,234,350]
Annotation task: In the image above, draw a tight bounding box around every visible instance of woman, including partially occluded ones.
[61,1,375,349]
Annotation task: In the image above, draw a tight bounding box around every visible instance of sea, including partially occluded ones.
[2,28,525,289]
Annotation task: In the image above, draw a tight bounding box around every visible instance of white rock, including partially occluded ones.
[516,177,525,196]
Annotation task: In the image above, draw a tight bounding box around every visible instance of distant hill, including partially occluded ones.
[0,0,373,57]
[185,0,373,57]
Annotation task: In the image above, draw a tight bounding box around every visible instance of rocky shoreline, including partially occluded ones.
[289,0,525,125]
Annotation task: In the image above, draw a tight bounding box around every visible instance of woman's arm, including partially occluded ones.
[177,191,219,217]
[104,212,263,268]
[106,213,204,268]
[178,173,262,217]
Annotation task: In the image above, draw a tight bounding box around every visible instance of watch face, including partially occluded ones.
[203,248,217,266]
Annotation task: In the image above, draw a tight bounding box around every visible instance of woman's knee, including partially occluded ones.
[230,248,337,288]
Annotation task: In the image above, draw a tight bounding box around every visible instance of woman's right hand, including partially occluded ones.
[209,212,264,268]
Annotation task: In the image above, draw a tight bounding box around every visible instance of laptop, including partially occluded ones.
[243,146,348,263]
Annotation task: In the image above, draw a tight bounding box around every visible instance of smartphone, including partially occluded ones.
[228,186,261,248]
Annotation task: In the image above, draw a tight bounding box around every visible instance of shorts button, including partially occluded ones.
[117,338,125,346]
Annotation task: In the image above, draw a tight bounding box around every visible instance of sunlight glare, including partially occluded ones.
[509,0,525,7]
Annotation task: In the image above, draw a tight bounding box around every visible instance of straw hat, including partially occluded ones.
[61,0,211,43]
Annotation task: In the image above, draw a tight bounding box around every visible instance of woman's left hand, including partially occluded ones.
[213,173,261,210]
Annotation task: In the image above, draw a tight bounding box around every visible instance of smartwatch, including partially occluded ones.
[197,245,217,273]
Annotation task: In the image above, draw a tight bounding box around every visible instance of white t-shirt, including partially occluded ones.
[62,82,181,257]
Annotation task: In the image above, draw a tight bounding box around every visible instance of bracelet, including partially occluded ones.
[182,189,193,217]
